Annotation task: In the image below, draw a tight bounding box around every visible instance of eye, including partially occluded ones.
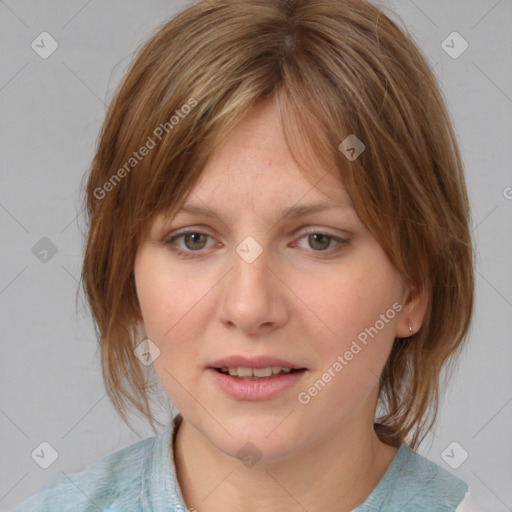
[163,228,350,259]
[164,230,217,259]
[292,229,349,255]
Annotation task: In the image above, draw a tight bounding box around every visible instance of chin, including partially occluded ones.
[207,417,304,466]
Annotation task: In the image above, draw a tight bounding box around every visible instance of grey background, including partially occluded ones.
[1,1,511,510]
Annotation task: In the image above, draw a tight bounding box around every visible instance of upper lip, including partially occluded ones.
[209,355,306,370]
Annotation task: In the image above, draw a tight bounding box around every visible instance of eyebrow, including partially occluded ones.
[176,201,353,219]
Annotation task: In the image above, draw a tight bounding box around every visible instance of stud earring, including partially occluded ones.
[409,322,413,333]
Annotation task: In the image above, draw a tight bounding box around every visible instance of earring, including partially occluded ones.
[409,322,413,333]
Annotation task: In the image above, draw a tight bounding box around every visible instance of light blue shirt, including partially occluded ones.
[13,413,468,511]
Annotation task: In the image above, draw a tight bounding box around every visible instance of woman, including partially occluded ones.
[13,0,482,510]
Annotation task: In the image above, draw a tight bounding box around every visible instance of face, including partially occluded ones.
[134,97,414,463]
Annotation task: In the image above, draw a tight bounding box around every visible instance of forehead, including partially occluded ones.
[150,153,354,237]
[181,99,350,209]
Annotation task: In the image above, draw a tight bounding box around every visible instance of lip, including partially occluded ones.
[208,355,306,370]
[207,367,307,401]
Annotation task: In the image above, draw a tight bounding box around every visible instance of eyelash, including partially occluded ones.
[163,228,350,260]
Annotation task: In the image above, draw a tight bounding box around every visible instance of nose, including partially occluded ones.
[218,240,288,336]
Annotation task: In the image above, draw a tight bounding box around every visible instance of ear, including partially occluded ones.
[395,280,429,338]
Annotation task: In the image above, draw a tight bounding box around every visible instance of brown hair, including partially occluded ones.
[80,0,474,449]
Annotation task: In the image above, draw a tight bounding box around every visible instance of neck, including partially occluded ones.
[173,414,399,512]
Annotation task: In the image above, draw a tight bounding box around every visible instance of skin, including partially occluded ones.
[133,96,428,512]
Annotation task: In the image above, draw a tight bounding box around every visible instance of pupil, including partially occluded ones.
[310,234,329,250]
[185,233,205,250]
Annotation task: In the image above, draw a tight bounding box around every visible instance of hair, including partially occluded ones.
[79,0,474,449]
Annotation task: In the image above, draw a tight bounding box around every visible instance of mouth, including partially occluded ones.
[207,365,308,401]
[212,366,306,380]
[207,356,308,399]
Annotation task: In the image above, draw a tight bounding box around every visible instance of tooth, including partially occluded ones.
[222,366,295,378]
[253,367,272,377]
[237,367,253,377]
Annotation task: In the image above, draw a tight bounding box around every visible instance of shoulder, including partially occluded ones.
[11,434,157,512]
[386,443,469,511]
[354,442,469,512]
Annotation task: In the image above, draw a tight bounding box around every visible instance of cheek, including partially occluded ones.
[292,255,401,379]
[296,269,399,416]
[134,250,182,349]
[135,249,192,332]
[134,249,212,368]
[135,271,172,335]
[134,255,200,409]
[301,261,398,335]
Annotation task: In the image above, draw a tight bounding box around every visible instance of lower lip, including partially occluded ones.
[207,368,307,401]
